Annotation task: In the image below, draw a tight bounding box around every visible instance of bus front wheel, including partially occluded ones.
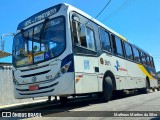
[101,76,113,102]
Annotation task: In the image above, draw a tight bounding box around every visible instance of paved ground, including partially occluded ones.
[1,90,160,120]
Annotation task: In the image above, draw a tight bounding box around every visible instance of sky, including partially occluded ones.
[0,0,160,71]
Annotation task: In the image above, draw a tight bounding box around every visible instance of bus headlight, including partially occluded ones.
[53,61,71,80]
[61,62,71,74]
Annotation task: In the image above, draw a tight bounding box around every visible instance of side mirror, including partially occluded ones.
[72,13,80,22]
[1,33,15,52]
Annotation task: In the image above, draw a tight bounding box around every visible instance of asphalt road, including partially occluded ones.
[1,90,160,120]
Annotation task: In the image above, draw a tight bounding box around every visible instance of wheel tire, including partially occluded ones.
[138,80,149,94]
[60,97,68,106]
[101,76,113,102]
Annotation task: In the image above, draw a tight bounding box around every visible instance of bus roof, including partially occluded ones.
[63,3,128,42]
[64,3,153,56]
[16,3,153,56]
[17,3,128,42]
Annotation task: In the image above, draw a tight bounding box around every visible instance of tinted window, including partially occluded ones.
[150,57,155,68]
[99,28,112,52]
[124,43,133,60]
[13,17,65,67]
[72,21,79,45]
[86,27,95,50]
[133,47,141,62]
[141,52,146,65]
[146,55,151,66]
[112,35,124,57]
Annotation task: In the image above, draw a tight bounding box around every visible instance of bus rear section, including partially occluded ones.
[70,9,158,102]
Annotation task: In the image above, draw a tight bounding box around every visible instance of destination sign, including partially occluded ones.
[17,4,62,30]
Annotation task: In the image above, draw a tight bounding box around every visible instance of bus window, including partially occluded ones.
[112,35,124,57]
[86,27,95,51]
[79,24,87,48]
[124,42,133,60]
[141,52,146,65]
[72,21,79,45]
[72,20,96,53]
[150,57,155,68]
[72,21,87,47]
[99,28,112,52]
[133,47,140,63]
[146,55,151,66]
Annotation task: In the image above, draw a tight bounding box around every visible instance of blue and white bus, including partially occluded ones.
[10,3,157,103]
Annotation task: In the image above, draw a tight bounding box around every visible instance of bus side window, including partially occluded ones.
[79,24,87,48]
[146,55,151,66]
[133,47,140,63]
[99,28,112,52]
[72,21,79,46]
[150,57,155,68]
[72,20,96,54]
[149,56,153,67]
[115,37,124,57]
[86,27,96,51]
[138,50,141,63]
[72,21,88,48]
[111,35,124,57]
[141,52,146,65]
[124,42,134,60]
[111,35,117,55]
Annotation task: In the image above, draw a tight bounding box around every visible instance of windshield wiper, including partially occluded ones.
[38,18,49,51]
[39,18,49,41]
[20,29,26,40]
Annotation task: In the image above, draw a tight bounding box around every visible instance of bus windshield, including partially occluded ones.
[13,16,65,67]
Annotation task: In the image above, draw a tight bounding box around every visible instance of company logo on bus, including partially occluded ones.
[115,60,127,72]
[32,76,37,82]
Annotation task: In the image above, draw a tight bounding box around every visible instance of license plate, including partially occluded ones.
[29,85,39,91]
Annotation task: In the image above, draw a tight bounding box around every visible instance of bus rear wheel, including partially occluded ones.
[138,79,150,94]
[101,76,113,102]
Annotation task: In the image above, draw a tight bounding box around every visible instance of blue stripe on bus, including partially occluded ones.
[61,53,74,72]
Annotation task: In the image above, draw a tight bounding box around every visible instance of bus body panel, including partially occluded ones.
[13,52,75,99]
[126,61,146,89]
[14,72,75,99]
[68,4,158,92]
[74,56,99,93]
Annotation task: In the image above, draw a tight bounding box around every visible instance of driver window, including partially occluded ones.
[72,21,96,51]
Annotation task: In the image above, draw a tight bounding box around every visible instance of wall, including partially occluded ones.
[0,65,46,106]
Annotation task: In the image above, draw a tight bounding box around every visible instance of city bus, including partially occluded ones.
[9,3,157,103]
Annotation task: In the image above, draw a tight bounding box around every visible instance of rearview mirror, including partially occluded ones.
[72,14,80,22]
